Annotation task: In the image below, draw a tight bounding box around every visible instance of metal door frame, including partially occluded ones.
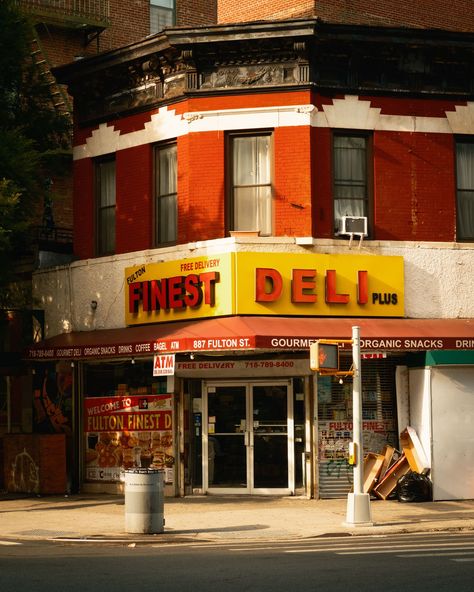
[202,379,294,495]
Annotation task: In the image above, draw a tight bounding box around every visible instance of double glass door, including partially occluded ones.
[203,380,294,495]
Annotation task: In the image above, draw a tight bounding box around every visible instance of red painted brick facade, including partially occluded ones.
[374,132,456,241]
[218,0,474,32]
[73,158,95,259]
[116,145,153,254]
[72,90,463,260]
[180,132,226,244]
[274,126,313,236]
[312,126,333,238]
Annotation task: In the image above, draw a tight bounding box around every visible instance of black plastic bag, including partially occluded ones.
[397,471,432,503]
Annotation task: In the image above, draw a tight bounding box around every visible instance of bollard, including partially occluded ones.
[124,468,164,534]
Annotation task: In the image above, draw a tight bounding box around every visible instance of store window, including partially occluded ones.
[154,142,177,245]
[83,361,175,485]
[228,132,273,236]
[95,156,116,256]
[150,0,175,34]
[455,139,474,241]
[333,133,371,236]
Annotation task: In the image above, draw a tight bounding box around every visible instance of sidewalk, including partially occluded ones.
[1,494,474,543]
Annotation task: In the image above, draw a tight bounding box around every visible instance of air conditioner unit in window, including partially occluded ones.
[339,216,368,237]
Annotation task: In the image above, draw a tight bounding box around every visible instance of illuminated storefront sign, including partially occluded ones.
[235,252,403,317]
[125,254,233,325]
[125,252,404,325]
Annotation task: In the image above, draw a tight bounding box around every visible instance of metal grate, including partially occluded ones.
[317,356,399,499]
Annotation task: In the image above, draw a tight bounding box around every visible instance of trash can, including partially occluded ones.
[124,468,164,534]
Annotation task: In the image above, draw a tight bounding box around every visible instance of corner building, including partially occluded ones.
[25,15,474,501]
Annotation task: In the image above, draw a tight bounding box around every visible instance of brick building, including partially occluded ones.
[218,0,474,32]
[0,0,217,492]
[4,3,474,501]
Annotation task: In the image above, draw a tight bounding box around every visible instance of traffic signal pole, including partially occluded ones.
[345,325,373,526]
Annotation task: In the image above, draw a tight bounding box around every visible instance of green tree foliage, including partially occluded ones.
[0,0,71,307]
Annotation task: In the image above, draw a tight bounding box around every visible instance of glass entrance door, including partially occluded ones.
[203,381,293,495]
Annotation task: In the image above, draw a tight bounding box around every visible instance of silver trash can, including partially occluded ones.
[124,468,164,534]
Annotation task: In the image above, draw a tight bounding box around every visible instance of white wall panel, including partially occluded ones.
[33,240,474,338]
[407,368,432,466]
[431,367,474,500]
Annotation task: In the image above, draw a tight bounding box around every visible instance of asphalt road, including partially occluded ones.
[1,531,473,592]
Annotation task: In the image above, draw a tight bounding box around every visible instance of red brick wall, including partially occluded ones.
[374,132,456,241]
[179,131,225,243]
[218,0,314,23]
[73,158,95,259]
[116,145,153,254]
[72,91,463,259]
[312,126,333,238]
[36,1,217,68]
[314,0,474,32]
[177,0,217,27]
[218,0,474,32]
[274,127,312,236]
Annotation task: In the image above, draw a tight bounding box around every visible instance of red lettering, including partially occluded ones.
[291,269,317,303]
[129,283,142,314]
[129,272,220,314]
[357,270,368,304]
[183,274,202,307]
[325,270,349,304]
[255,268,283,302]
[142,280,150,311]
[168,276,185,309]
[150,279,168,310]
[200,272,219,305]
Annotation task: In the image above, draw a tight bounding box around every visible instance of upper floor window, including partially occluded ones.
[333,133,371,236]
[456,140,474,241]
[229,132,273,236]
[155,142,177,245]
[96,157,116,256]
[150,0,175,35]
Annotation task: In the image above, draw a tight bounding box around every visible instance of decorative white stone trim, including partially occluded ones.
[445,102,474,134]
[73,97,473,160]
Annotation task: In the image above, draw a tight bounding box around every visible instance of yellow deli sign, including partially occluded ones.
[125,252,404,325]
[125,254,234,325]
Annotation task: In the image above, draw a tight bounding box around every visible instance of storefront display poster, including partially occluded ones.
[84,393,174,483]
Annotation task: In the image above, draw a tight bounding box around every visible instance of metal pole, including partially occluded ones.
[345,325,372,526]
[352,325,363,495]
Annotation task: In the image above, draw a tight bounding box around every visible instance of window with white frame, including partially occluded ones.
[456,140,474,241]
[96,157,116,255]
[150,0,175,35]
[333,133,370,235]
[155,142,177,245]
[229,132,273,236]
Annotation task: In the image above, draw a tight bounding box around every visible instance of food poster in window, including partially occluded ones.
[84,392,174,483]
[33,362,73,434]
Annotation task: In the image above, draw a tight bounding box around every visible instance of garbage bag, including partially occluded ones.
[397,471,432,503]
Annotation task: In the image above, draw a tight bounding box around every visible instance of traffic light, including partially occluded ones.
[310,341,339,372]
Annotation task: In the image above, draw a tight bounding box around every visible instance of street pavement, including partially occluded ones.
[1,494,474,543]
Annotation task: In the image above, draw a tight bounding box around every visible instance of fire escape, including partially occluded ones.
[15,1,111,267]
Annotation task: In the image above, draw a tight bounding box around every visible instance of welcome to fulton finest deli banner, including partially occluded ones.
[84,393,174,483]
